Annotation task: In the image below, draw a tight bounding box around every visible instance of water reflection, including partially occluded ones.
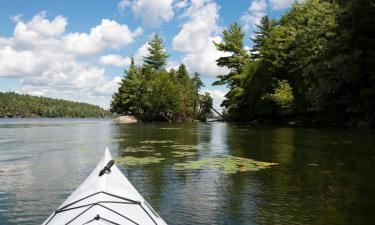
[0,119,374,225]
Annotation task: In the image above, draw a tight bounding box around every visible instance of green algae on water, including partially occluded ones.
[171,151,198,157]
[139,140,176,144]
[120,147,155,153]
[164,144,207,151]
[116,156,165,166]
[173,155,278,174]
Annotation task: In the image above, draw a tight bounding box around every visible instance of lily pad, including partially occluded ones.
[172,151,198,157]
[116,156,165,166]
[158,128,181,130]
[139,140,175,144]
[165,144,206,151]
[173,155,277,174]
[120,147,155,153]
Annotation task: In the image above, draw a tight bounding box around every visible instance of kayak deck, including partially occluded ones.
[43,148,167,225]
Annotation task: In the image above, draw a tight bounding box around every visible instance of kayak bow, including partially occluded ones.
[43,148,167,225]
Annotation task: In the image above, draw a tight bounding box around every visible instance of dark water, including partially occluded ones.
[0,119,374,225]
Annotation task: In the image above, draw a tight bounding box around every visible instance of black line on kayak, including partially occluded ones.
[57,191,139,212]
[55,201,136,213]
[83,215,121,225]
[45,191,159,225]
[139,204,158,225]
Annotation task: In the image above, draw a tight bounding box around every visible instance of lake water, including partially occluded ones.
[0,119,374,225]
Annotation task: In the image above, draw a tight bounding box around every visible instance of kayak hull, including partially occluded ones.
[43,148,167,225]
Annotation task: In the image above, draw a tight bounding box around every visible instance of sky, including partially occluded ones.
[0,0,295,110]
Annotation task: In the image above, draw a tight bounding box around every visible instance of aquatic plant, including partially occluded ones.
[139,140,175,144]
[171,151,198,157]
[116,156,165,166]
[120,147,155,153]
[173,155,277,174]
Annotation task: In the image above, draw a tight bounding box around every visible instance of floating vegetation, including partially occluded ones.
[120,147,155,153]
[153,153,162,156]
[172,151,198,157]
[139,140,175,144]
[116,156,165,166]
[139,145,155,149]
[163,144,206,151]
[173,155,278,174]
[158,128,181,130]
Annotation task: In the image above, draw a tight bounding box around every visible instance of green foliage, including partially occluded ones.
[111,37,213,122]
[250,15,277,59]
[214,0,375,125]
[173,155,278,174]
[0,92,109,118]
[143,33,169,71]
[263,80,294,113]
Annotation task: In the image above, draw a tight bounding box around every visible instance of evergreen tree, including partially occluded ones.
[191,72,204,93]
[213,22,250,114]
[143,33,169,71]
[250,15,277,59]
[213,22,249,85]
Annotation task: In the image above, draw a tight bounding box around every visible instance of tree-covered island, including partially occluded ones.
[0,92,109,118]
[111,34,213,122]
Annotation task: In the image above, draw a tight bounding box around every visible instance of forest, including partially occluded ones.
[0,92,109,118]
[212,0,374,127]
[111,34,213,122]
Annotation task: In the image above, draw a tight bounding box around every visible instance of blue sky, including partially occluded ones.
[0,0,294,109]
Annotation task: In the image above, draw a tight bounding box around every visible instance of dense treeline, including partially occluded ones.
[214,0,375,127]
[0,92,109,118]
[111,34,213,122]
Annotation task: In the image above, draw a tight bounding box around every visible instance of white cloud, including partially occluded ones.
[182,36,230,77]
[240,0,267,32]
[99,54,131,67]
[119,0,174,27]
[172,0,229,77]
[133,42,149,65]
[172,1,220,52]
[269,0,299,10]
[0,12,139,108]
[175,0,188,9]
[117,0,131,10]
[63,19,143,55]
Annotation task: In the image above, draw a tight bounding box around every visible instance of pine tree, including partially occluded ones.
[191,72,204,92]
[214,22,249,76]
[143,33,169,71]
[250,15,277,59]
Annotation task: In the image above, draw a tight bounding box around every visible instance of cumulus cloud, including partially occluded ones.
[172,0,229,77]
[63,19,142,55]
[240,0,267,32]
[182,36,229,77]
[0,12,139,108]
[117,0,131,10]
[118,0,174,27]
[269,0,300,10]
[99,54,131,67]
[175,0,188,9]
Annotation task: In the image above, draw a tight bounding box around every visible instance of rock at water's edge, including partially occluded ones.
[113,116,138,123]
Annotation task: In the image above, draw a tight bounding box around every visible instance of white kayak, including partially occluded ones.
[43,148,167,225]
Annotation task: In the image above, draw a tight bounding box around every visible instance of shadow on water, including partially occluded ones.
[0,119,374,224]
